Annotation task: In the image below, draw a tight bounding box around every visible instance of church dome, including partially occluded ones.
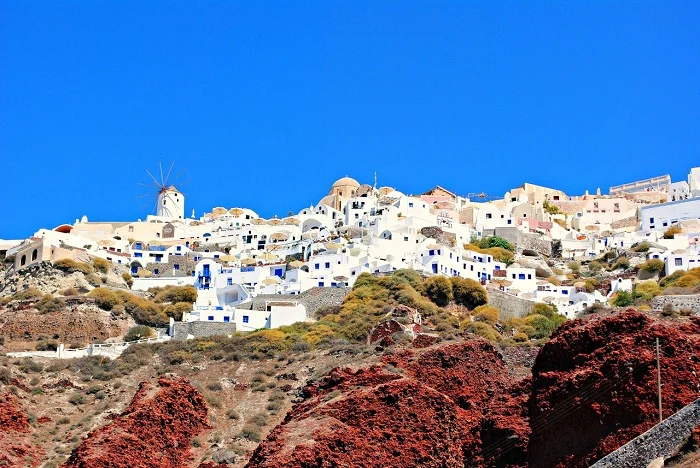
[332,176,360,189]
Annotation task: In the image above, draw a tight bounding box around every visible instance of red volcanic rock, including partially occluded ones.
[0,391,44,467]
[367,319,404,345]
[247,340,529,468]
[411,333,438,348]
[527,310,700,468]
[62,376,211,468]
[0,392,30,432]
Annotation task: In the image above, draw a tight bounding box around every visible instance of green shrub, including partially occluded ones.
[450,277,488,309]
[639,259,665,274]
[610,257,630,271]
[124,325,154,342]
[36,340,58,351]
[524,315,554,339]
[472,304,499,325]
[464,322,501,342]
[239,425,261,442]
[567,261,581,273]
[479,236,514,251]
[634,281,662,301]
[588,261,602,273]
[12,288,44,301]
[35,294,66,314]
[529,303,556,320]
[60,287,81,296]
[121,273,134,288]
[631,242,650,253]
[54,259,93,275]
[424,276,453,306]
[676,274,700,288]
[163,302,192,320]
[227,409,240,420]
[92,258,110,274]
[88,288,119,311]
[663,226,682,239]
[151,285,197,304]
[611,289,634,307]
[68,393,85,405]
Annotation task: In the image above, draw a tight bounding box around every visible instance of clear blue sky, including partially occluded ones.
[1,2,698,239]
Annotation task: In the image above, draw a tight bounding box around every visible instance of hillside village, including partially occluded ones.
[1,170,700,468]
[2,167,700,343]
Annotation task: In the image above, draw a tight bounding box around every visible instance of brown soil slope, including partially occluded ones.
[62,376,211,468]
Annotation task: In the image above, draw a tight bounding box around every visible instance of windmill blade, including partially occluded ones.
[159,162,165,187]
[163,161,175,187]
[146,169,162,188]
[171,167,191,189]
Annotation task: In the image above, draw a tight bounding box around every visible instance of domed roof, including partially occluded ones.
[332,176,360,188]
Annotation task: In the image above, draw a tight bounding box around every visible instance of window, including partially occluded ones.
[134,252,142,257]
[128,226,134,233]
[649,217,654,224]
[31,249,38,261]
[208,316,214,321]
[408,202,413,208]
[223,316,230,323]
[528,274,532,279]
[429,250,435,256]
[512,274,516,279]
[176,246,181,251]
[318,281,324,287]
[325,262,330,268]
[404,236,409,241]
[663,222,668,227]
[675,258,683,266]
[153,269,159,275]
[486,213,492,219]
[174,264,180,270]
[315,263,320,270]
[135,242,142,250]
[227,278,232,286]
[242,316,249,323]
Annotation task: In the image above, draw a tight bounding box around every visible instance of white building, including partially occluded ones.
[639,198,700,231]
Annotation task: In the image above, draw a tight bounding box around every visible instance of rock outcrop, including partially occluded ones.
[62,376,211,468]
[246,340,529,468]
[0,391,43,467]
[527,310,700,468]
[247,310,700,468]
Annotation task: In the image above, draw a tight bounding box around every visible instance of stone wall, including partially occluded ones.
[248,287,351,318]
[171,321,238,340]
[652,295,700,315]
[482,228,553,257]
[487,288,536,320]
[591,398,700,468]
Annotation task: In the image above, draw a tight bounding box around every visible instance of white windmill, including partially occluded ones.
[137,162,189,220]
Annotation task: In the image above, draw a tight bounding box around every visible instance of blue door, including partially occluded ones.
[274,268,283,278]
[432,264,438,274]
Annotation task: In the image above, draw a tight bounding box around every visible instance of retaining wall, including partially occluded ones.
[487,288,536,320]
[591,398,700,468]
[652,295,700,315]
[171,321,238,340]
[249,287,351,318]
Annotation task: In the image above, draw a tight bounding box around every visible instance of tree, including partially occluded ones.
[425,276,453,307]
[450,277,488,309]
[634,281,662,301]
[639,259,665,274]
